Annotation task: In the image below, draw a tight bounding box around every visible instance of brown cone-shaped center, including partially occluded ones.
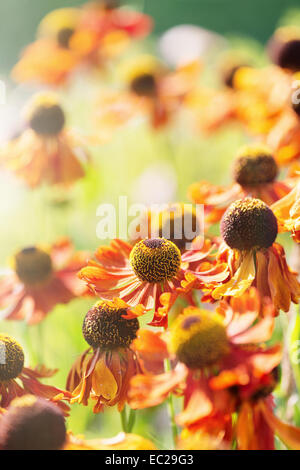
[14,246,53,286]
[233,145,278,187]
[0,335,24,382]
[0,395,66,450]
[29,104,65,136]
[270,38,300,71]
[57,27,75,48]
[130,73,157,98]
[82,301,139,350]
[221,198,278,251]
[130,238,181,283]
[157,204,201,251]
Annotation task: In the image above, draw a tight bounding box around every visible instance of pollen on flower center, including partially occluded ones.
[221,198,278,251]
[82,301,139,350]
[130,73,157,97]
[0,395,66,450]
[28,98,65,136]
[130,238,181,283]
[0,334,24,381]
[57,27,75,48]
[233,145,278,187]
[169,309,229,369]
[14,246,53,286]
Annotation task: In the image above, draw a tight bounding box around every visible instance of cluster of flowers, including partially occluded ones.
[1,0,300,451]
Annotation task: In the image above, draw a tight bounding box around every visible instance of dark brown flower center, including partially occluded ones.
[270,37,300,71]
[0,335,24,382]
[57,27,75,48]
[14,246,53,286]
[0,395,66,450]
[130,73,157,98]
[130,238,181,283]
[29,104,65,136]
[233,146,278,186]
[157,204,201,251]
[82,301,139,350]
[221,198,278,251]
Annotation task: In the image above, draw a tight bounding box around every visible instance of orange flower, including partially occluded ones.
[67,299,143,413]
[132,328,168,374]
[80,2,153,40]
[267,108,300,173]
[1,93,88,188]
[0,395,68,450]
[211,198,300,312]
[0,238,88,324]
[12,8,82,86]
[78,237,228,327]
[0,335,71,414]
[95,56,200,131]
[189,144,291,225]
[12,5,152,86]
[185,86,236,134]
[129,294,278,446]
[233,65,291,135]
[271,181,300,242]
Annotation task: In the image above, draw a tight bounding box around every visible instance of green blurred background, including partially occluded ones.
[0,0,298,449]
[1,0,300,72]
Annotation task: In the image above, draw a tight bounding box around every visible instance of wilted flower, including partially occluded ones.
[67,299,143,412]
[211,198,300,312]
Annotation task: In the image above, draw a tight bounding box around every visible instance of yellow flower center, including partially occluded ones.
[130,73,157,97]
[233,145,278,187]
[222,64,245,89]
[221,198,278,251]
[82,301,139,350]
[157,203,201,251]
[28,101,65,136]
[0,395,66,450]
[130,238,181,283]
[169,308,229,369]
[0,335,24,381]
[14,247,53,286]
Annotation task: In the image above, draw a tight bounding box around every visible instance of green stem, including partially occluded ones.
[127,408,136,433]
[120,407,128,433]
[164,358,178,447]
